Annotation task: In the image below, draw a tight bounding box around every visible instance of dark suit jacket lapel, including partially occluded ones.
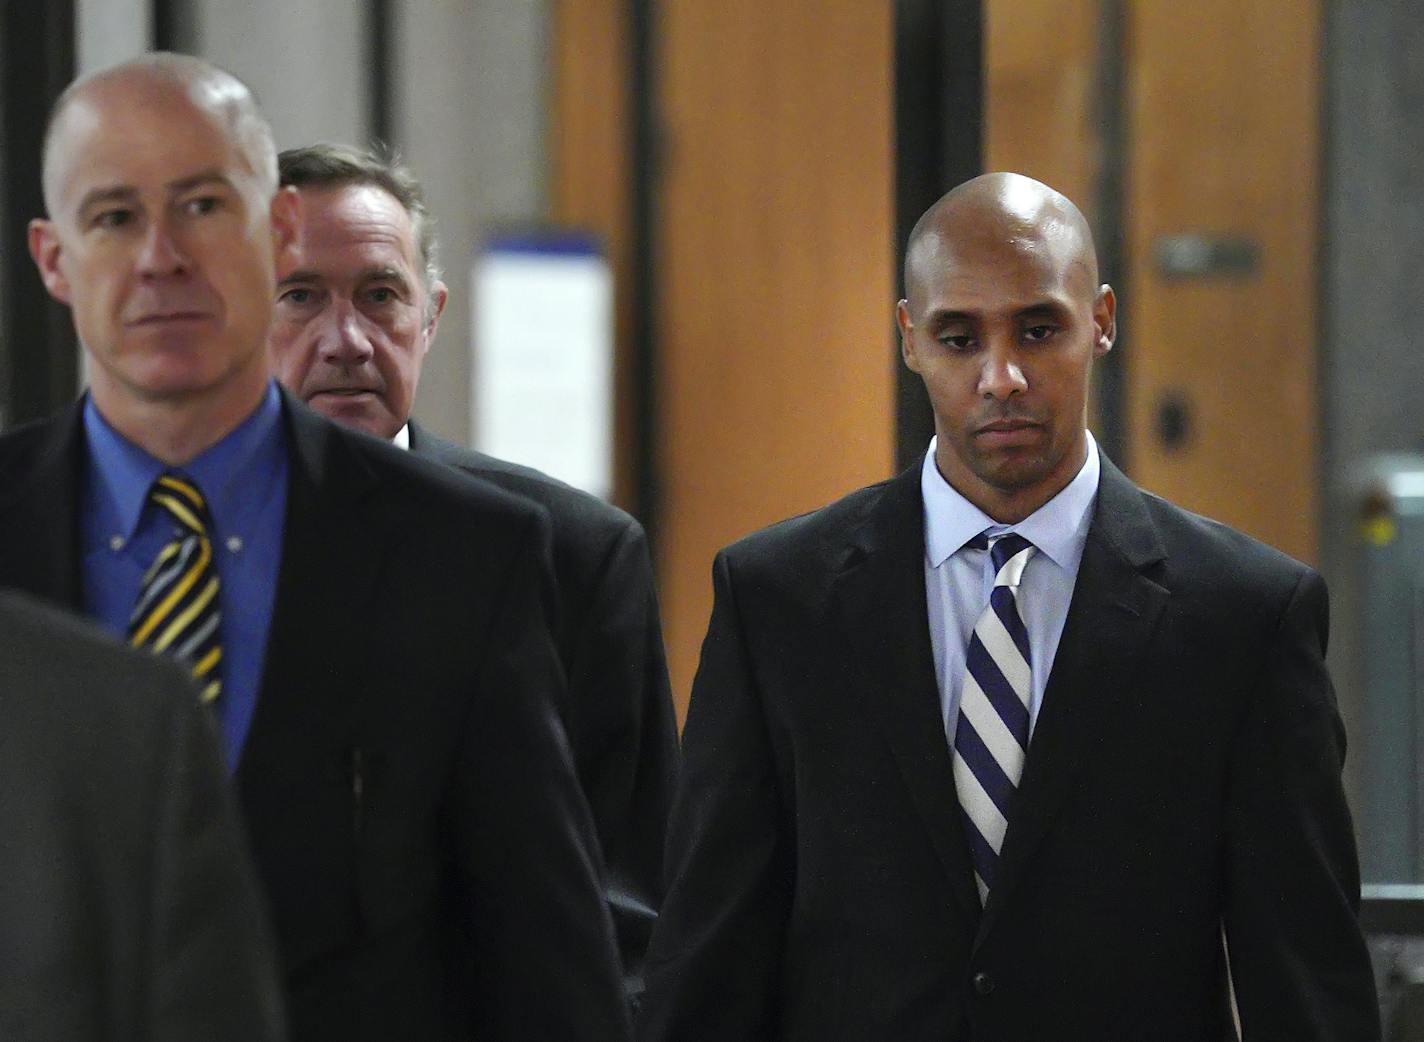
[239,392,391,758]
[974,454,1169,946]
[408,420,475,472]
[236,395,391,896]
[405,420,437,459]
[0,403,85,609]
[835,466,982,924]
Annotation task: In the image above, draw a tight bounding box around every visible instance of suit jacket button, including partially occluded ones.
[972,971,995,996]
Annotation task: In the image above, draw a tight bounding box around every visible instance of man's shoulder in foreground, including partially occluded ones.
[0,589,286,1042]
[1122,464,1321,599]
[0,586,196,717]
[0,407,79,487]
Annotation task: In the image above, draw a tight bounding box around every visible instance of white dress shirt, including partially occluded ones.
[921,432,1100,746]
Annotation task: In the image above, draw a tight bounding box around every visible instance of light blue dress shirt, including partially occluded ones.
[921,431,1100,746]
[80,382,289,768]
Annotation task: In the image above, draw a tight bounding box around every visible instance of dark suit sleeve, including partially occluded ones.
[144,675,287,1041]
[565,519,679,1000]
[450,512,633,1039]
[1222,570,1381,1040]
[638,552,792,1041]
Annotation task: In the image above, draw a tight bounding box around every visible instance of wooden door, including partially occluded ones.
[1123,0,1320,564]
[985,0,1321,565]
[654,1,897,718]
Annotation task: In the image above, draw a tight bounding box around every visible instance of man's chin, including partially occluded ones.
[306,391,394,439]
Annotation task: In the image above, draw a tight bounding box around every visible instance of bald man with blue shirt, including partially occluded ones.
[79,384,286,765]
[3,52,630,1041]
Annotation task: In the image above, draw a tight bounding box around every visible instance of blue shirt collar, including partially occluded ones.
[83,381,287,541]
[922,430,1101,569]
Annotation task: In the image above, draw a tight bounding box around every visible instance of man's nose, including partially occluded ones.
[978,342,1028,400]
[317,304,375,364]
[135,217,189,278]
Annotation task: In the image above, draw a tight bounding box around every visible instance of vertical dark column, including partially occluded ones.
[367,0,394,146]
[629,0,659,544]
[0,1,78,427]
[153,0,199,53]
[1091,0,1128,468]
[893,0,982,472]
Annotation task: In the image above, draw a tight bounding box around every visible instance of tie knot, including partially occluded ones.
[988,532,1035,586]
[149,472,212,535]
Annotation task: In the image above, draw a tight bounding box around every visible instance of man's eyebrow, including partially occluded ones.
[1015,299,1072,319]
[166,170,234,194]
[75,185,138,217]
[362,266,412,286]
[277,269,322,288]
[922,308,977,328]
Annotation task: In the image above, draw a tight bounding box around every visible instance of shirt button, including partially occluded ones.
[226,535,244,553]
[108,534,125,552]
[972,971,995,996]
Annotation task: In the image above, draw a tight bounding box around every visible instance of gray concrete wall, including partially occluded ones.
[191,0,366,151]
[393,1,550,445]
[76,0,149,75]
[1321,0,1424,867]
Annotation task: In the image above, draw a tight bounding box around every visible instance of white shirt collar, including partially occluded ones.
[391,423,411,450]
[921,430,1101,569]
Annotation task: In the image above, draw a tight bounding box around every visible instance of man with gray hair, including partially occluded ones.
[269,142,679,1008]
[4,52,631,1040]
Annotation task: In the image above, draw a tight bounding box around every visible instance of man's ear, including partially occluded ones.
[28,219,72,305]
[1093,284,1117,358]
[896,299,921,373]
[421,280,448,355]
[270,185,302,268]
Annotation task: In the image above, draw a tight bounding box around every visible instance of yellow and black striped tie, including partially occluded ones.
[129,473,222,704]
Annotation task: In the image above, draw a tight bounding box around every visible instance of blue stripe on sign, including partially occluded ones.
[953,714,1019,820]
[960,806,999,885]
[964,633,1031,746]
[485,231,603,257]
[990,586,1033,664]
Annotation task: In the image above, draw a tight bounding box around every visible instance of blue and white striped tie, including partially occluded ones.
[953,532,1036,904]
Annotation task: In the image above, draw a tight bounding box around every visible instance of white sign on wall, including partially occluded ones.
[471,232,614,501]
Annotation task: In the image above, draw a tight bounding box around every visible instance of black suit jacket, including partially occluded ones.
[0,589,284,1042]
[638,454,1379,1041]
[0,394,632,1041]
[409,421,678,996]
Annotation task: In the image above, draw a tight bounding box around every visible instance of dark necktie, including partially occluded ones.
[953,532,1036,904]
[128,473,222,704]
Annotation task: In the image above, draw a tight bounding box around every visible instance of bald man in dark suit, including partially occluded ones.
[639,174,1379,1041]
[10,54,630,1040]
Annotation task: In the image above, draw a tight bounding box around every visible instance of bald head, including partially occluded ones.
[42,52,276,216]
[894,172,1115,522]
[904,173,1099,313]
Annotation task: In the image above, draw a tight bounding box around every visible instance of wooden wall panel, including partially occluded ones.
[984,0,1100,221]
[657,1,896,718]
[984,0,1108,437]
[1124,1,1320,564]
